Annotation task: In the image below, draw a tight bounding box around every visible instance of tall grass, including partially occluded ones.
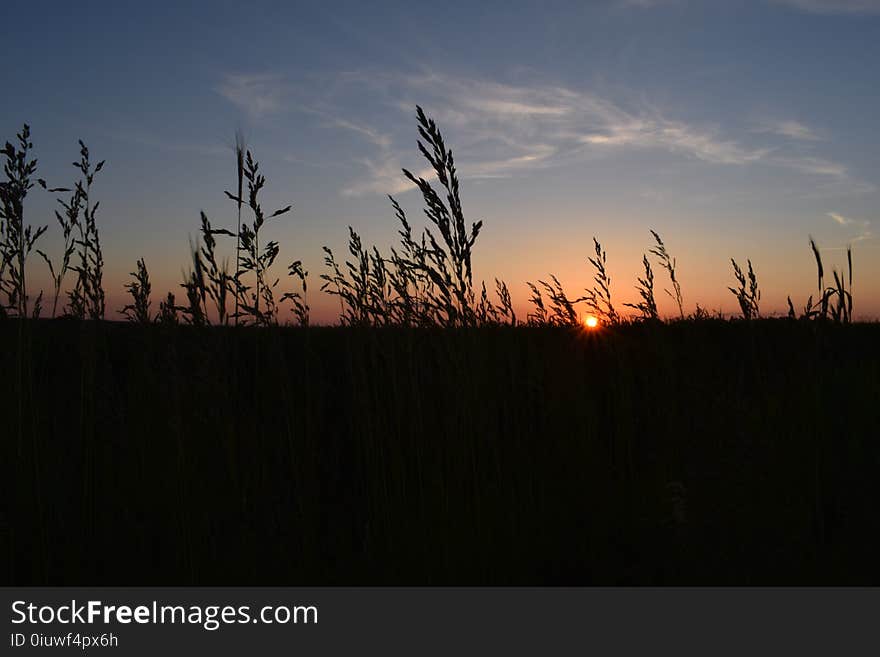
[233,130,246,326]
[526,276,585,326]
[0,111,870,328]
[195,211,234,325]
[319,107,517,328]
[401,106,484,327]
[67,141,106,320]
[728,258,760,320]
[225,150,292,326]
[321,226,398,326]
[156,142,304,327]
[585,237,619,324]
[2,111,879,589]
[785,238,854,323]
[281,259,309,327]
[38,176,81,318]
[120,258,152,324]
[5,318,879,584]
[650,230,683,319]
[810,237,853,323]
[0,125,45,318]
[624,254,658,321]
[526,230,682,326]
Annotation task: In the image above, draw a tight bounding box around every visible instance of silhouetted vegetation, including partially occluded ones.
[0,125,44,318]
[4,320,879,584]
[729,258,761,320]
[2,108,878,586]
[120,258,151,324]
[624,254,658,321]
[650,229,683,320]
[1,109,867,328]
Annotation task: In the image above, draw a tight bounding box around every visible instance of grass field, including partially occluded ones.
[3,107,879,585]
[3,318,878,584]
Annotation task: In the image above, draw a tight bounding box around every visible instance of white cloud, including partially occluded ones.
[772,0,880,14]
[216,73,285,118]
[621,0,880,15]
[828,211,854,225]
[755,119,821,141]
[776,120,819,140]
[851,224,875,244]
[342,156,420,197]
[580,122,769,164]
[615,0,680,7]
[826,212,875,245]
[341,155,437,197]
[778,156,848,178]
[330,118,392,148]
[294,103,395,149]
[335,72,859,195]
[463,99,571,117]
[226,69,866,198]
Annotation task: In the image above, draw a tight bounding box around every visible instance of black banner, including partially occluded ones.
[2,588,876,655]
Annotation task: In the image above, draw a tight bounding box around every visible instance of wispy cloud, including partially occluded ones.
[340,150,558,197]
[827,211,875,244]
[829,211,855,225]
[620,0,880,16]
[772,0,880,14]
[755,119,821,141]
[332,71,860,196]
[221,70,867,198]
[342,157,429,197]
[779,156,847,178]
[579,120,770,165]
[216,73,285,118]
[353,72,774,191]
[615,0,680,8]
[330,118,392,148]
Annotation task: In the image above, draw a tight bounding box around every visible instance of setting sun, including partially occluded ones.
[584,315,599,329]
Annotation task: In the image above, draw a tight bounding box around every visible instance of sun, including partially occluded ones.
[584,315,599,329]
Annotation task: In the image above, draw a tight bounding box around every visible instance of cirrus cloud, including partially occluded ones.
[771,0,880,14]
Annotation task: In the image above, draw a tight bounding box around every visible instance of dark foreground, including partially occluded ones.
[2,320,879,584]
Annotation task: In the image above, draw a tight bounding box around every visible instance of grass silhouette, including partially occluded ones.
[1,108,879,585]
[3,320,879,584]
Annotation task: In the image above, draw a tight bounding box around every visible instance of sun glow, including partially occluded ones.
[584,315,599,329]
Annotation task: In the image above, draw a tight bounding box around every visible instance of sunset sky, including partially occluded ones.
[3,0,879,321]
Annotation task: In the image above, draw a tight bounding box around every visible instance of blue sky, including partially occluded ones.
[3,0,879,320]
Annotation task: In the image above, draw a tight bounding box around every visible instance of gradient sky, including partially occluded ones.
[3,0,880,321]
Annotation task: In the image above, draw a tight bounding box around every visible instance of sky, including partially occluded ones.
[3,0,880,321]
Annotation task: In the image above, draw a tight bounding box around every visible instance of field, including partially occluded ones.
[2,106,879,586]
[3,318,878,585]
